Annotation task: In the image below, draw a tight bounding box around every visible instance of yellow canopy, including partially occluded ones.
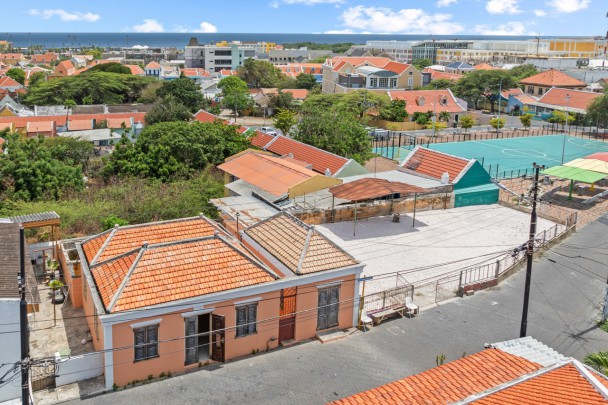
[564,158,608,175]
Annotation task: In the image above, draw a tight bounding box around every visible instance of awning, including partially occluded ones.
[542,166,607,184]
[564,158,608,175]
[329,178,426,202]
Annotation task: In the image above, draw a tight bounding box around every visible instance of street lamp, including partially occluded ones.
[561,94,571,165]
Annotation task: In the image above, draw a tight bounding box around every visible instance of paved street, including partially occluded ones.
[76,215,608,405]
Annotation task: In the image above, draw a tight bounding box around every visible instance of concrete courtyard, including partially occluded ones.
[316,204,556,295]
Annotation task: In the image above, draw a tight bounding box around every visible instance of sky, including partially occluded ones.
[4,0,605,36]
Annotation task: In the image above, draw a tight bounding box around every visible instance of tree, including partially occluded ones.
[584,352,608,374]
[102,121,250,181]
[156,77,205,112]
[413,58,432,70]
[273,109,297,135]
[509,64,538,81]
[63,99,76,126]
[379,100,408,122]
[137,81,163,104]
[145,97,193,125]
[28,71,46,88]
[85,62,131,75]
[453,70,518,111]
[438,111,451,123]
[548,110,573,127]
[520,114,533,129]
[277,76,297,90]
[294,73,318,90]
[422,78,453,90]
[237,59,283,88]
[101,215,129,231]
[218,76,252,120]
[293,109,372,164]
[302,91,389,121]
[490,117,506,130]
[269,91,295,111]
[459,115,476,133]
[585,94,608,128]
[0,133,85,201]
[84,48,103,60]
[6,68,25,85]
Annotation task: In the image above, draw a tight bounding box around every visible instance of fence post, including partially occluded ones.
[543,229,546,244]
[458,270,464,290]
[495,260,500,278]
[496,164,499,178]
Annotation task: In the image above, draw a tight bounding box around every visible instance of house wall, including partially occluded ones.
[334,160,368,178]
[288,176,342,198]
[110,289,281,387]
[293,275,356,341]
[0,299,21,402]
[58,244,83,308]
[82,275,104,352]
[454,161,492,190]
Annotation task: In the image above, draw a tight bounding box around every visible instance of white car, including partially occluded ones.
[260,127,278,136]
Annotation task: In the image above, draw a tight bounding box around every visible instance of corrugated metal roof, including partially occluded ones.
[9,211,60,224]
[342,170,445,189]
[488,336,566,367]
[210,196,279,227]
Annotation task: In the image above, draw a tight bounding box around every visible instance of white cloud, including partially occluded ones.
[474,21,527,35]
[337,6,464,35]
[29,9,100,22]
[193,22,218,33]
[547,0,589,13]
[131,19,165,33]
[324,29,356,34]
[437,0,458,7]
[485,0,521,14]
[533,10,547,16]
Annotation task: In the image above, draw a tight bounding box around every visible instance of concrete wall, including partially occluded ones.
[0,299,21,402]
[55,352,104,386]
[82,276,104,352]
[294,193,452,225]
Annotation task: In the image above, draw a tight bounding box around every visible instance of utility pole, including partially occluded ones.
[18,228,30,405]
[496,80,502,136]
[520,163,543,338]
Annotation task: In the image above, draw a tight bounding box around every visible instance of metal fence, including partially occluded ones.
[364,284,414,314]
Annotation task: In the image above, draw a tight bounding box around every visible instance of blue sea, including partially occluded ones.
[0,32,573,49]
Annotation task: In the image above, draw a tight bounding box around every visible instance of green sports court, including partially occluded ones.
[377,135,608,179]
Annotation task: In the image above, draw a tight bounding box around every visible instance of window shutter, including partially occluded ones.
[236,307,247,337]
[248,305,257,334]
[147,325,159,358]
[317,289,328,330]
[329,287,340,327]
[134,328,145,361]
[185,318,197,364]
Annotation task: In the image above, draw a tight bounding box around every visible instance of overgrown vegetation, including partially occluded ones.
[282,42,355,54]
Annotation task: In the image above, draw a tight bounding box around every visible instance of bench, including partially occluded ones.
[369,304,406,325]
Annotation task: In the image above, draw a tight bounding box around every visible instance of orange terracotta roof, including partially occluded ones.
[401,146,471,182]
[422,67,463,81]
[330,56,393,71]
[537,87,600,110]
[218,151,319,197]
[474,363,608,405]
[502,87,524,98]
[145,61,161,69]
[106,117,133,128]
[329,178,425,201]
[513,93,539,104]
[180,68,211,77]
[68,119,93,131]
[520,69,586,87]
[474,63,498,70]
[389,89,466,115]
[31,53,59,64]
[281,88,309,100]
[0,76,22,88]
[382,61,411,75]
[332,349,542,405]
[220,69,237,76]
[26,121,54,133]
[265,136,349,175]
[0,122,14,131]
[90,236,276,312]
[0,113,146,129]
[192,110,248,133]
[0,53,23,60]
[125,65,144,75]
[245,212,358,275]
[82,216,217,264]
[249,130,275,148]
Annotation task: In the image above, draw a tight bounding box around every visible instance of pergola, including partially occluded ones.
[9,211,61,259]
[329,178,426,235]
[542,166,607,199]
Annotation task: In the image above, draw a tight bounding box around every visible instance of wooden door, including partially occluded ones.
[211,314,225,362]
[279,288,296,342]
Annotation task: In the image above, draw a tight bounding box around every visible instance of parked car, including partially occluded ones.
[53,289,65,304]
[371,129,390,141]
[260,127,278,136]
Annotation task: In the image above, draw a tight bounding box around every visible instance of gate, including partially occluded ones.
[435,273,461,303]
[30,359,56,391]
[279,287,296,342]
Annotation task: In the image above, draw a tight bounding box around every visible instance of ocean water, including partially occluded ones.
[0,32,563,49]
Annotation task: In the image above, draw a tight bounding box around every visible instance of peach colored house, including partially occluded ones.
[76,214,363,390]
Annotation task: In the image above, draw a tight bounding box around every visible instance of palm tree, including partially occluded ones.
[63,99,76,130]
[438,111,451,123]
[584,352,608,374]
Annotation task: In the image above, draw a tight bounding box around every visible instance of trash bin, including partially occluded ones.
[392,213,400,223]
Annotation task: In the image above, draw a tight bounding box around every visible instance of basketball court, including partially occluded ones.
[377,135,608,178]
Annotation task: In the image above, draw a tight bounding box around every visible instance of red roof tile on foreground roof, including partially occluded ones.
[265,136,349,175]
[90,236,276,312]
[0,113,146,128]
[281,88,309,99]
[249,131,275,148]
[193,110,248,134]
[400,146,471,182]
[0,76,22,88]
[520,69,586,87]
[82,216,217,264]
[332,349,542,405]
[389,89,466,115]
[329,178,425,201]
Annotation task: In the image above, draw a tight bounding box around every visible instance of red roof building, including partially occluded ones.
[281,88,309,100]
[400,146,471,182]
[30,53,59,65]
[388,89,467,116]
[536,87,601,112]
[125,65,144,76]
[54,60,76,77]
[520,69,587,97]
